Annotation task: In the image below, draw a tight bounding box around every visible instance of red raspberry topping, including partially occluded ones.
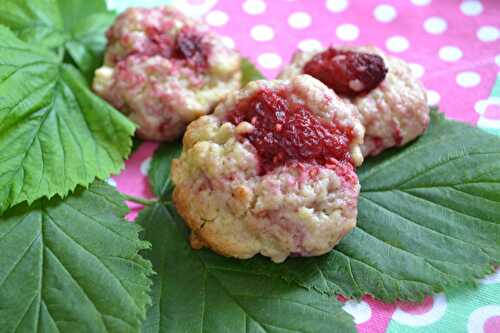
[139,26,208,70]
[172,27,208,71]
[303,48,387,96]
[226,89,355,175]
[107,13,208,71]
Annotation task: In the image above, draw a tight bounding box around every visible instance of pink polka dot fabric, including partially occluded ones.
[207,0,500,124]
[108,1,500,332]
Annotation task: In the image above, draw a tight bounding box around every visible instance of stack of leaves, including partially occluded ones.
[0,1,149,331]
[0,0,134,214]
[1,1,500,332]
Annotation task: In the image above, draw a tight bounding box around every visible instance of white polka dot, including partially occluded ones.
[393,294,447,326]
[427,90,441,106]
[409,63,425,78]
[171,0,219,18]
[480,269,500,285]
[477,114,500,132]
[336,24,359,41]
[257,52,282,69]
[343,300,372,324]
[385,36,409,53]
[476,100,500,143]
[438,46,463,62]
[242,0,266,15]
[326,0,348,13]
[106,178,117,187]
[374,4,397,23]
[467,305,500,333]
[475,97,500,115]
[221,36,235,49]
[205,10,229,26]
[250,24,274,41]
[460,0,483,16]
[298,39,323,52]
[411,0,431,6]
[477,26,500,42]
[457,71,481,88]
[288,12,312,29]
[424,17,448,34]
[495,55,500,67]
[140,157,151,176]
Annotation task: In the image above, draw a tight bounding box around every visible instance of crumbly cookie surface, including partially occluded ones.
[93,6,241,141]
[279,46,430,156]
[172,75,363,262]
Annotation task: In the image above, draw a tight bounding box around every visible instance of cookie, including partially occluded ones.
[93,6,241,141]
[279,46,430,156]
[172,75,364,262]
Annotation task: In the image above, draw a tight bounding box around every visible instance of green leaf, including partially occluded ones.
[0,0,66,49]
[0,27,135,214]
[138,203,356,333]
[240,58,265,86]
[274,110,500,302]
[64,11,117,80]
[56,0,108,30]
[148,142,182,200]
[0,181,152,333]
[0,0,114,76]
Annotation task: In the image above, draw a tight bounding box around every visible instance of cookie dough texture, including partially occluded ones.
[172,75,363,262]
[279,46,430,156]
[93,6,241,141]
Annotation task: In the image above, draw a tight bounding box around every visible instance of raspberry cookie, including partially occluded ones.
[171,75,364,262]
[93,6,241,141]
[279,46,429,156]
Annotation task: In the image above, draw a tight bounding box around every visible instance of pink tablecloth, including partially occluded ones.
[108,1,500,332]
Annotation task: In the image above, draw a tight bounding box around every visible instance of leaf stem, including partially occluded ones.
[123,194,158,206]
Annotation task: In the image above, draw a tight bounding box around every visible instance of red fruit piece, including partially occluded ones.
[172,27,208,71]
[303,48,388,97]
[115,25,208,71]
[226,89,355,175]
